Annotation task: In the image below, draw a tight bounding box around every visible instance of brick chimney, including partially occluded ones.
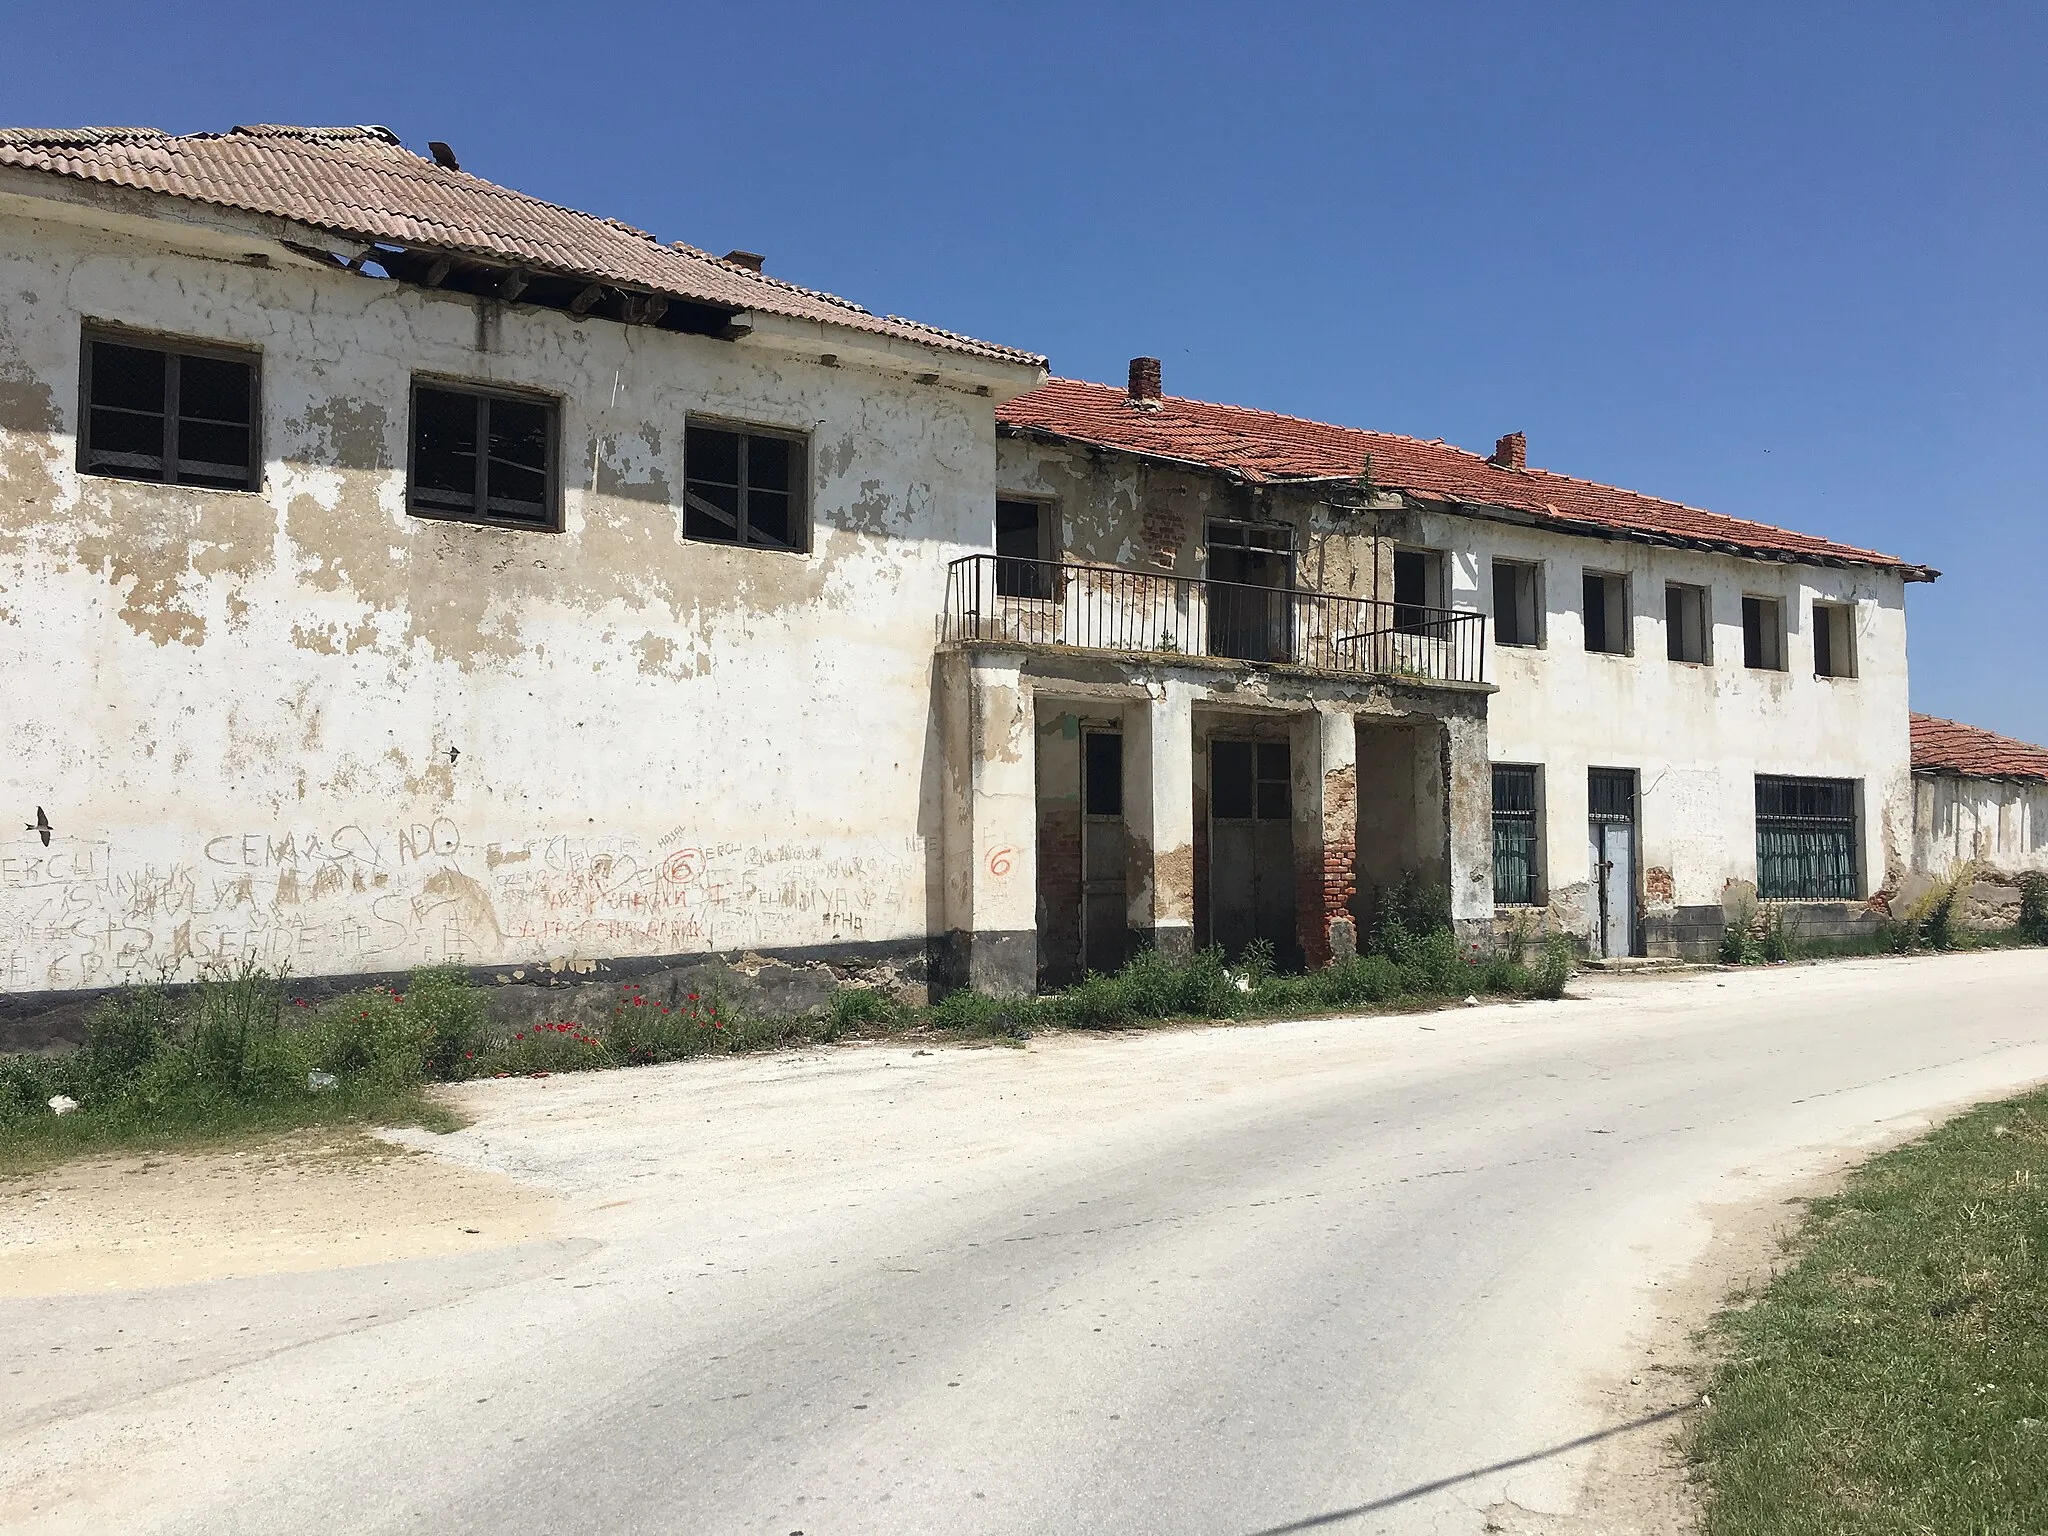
[1127,356,1163,407]
[1489,431,1527,471]
[721,249,765,272]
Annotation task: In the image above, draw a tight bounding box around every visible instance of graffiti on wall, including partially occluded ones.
[0,823,922,989]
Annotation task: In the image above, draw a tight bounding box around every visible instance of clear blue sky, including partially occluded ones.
[14,2,2044,742]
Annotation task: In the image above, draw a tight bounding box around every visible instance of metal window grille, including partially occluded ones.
[1755,776,1858,899]
[1492,765,1539,905]
[683,421,806,551]
[81,334,258,491]
[409,383,557,528]
[1589,767,1636,822]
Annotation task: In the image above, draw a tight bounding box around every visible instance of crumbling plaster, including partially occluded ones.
[0,201,1027,991]
[1912,773,2048,879]
[994,437,1384,595]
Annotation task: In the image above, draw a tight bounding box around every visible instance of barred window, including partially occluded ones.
[1492,764,1540,905]
[409,382,557,528]
[80,331,259,491]
[1755,775,1858,899]
[685,420,807,551]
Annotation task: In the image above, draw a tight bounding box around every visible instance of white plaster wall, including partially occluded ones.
[1913,774,2048,877]
[1439,514,1913,923]
[0,196,1017,991]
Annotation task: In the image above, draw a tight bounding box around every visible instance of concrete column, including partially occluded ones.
[1293,706,1360,968]
[938,651,1038,996]
[1122,680,1196,959]
[1443,709,1495,944]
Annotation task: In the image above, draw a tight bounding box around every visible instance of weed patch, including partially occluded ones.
[5,895,1580,1168]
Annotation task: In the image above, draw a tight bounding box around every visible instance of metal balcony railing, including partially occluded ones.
[942,554,1487,685]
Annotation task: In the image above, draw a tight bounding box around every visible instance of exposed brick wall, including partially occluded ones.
[1139,501,1185,569]
[1298,764,1359,970]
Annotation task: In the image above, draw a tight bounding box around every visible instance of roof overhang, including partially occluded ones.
[1001,416,1938,581]
[1410,492,1940,582]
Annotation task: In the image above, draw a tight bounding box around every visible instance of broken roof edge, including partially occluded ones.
[997,420,1372,488]
[0,125,1046,370]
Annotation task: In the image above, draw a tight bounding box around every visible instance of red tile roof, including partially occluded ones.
[1000,377,1935,579]
[0,125,1043,367]
[1911,714,2048,781]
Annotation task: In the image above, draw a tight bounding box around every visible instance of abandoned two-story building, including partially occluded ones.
[0,123,1962,1016]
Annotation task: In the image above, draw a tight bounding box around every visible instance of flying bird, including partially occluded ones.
[27,807,51,846]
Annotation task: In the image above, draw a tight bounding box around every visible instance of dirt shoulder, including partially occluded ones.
[0,1127,557,1298]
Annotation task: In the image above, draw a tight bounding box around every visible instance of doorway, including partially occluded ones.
[1206,522,1293,662]
[1209,738,1298,964]
[1588,767,1637,958]
[1081,729,1128,975]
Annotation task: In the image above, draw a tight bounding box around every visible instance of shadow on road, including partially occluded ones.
[1241,1403,1693,1534]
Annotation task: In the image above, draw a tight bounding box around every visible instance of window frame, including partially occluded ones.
[1491,559,1543,649]
[1741,594,1786,671]
[1812,600,1857,679]
[1083,728,1124,819]
[1665,581,1712,665]
[682,415,811,554]
[1393,546,1445,636]
[995,496,1058,600]
[1755,775,1859,899]
[1582,569,1631,655]
[77,324,263,493]
[405,376,563,532]
[1491,763,1543,905]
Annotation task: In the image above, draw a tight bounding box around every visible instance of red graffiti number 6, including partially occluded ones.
[985,845,1016,879]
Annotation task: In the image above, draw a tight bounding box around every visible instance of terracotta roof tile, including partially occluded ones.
[0,125,1043,367]
[1910,714,2048,781]
[999,377,1934,578]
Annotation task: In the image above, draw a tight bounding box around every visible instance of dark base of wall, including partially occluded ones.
[1644,901,1885,961]
[929,929,1037,999]
[0,936,930,1056]
[1644,905,1728,961]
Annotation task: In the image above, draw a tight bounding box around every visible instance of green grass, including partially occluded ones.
[1689,1085,2048,1534]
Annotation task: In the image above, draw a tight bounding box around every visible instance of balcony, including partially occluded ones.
[942,554,1487,686]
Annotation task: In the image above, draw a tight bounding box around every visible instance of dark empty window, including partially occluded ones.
[80,333,258,491]
[1742,596,1785,670]
[685,421,806,551]
[1492,765,1540,905]
[1756,776,1857,899]
[1493,561,1540,647]
[1394,548,1441,635]
[1084,730,1123,818]
[1666,583,1710,663]
[1813,601,1855,678]
[1211,740,1291,821]
[996,498,1053,598]
[409,382,556,528]
[1583,572,1628,654]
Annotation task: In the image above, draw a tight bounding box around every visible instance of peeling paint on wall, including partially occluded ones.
[0,201,1008,991]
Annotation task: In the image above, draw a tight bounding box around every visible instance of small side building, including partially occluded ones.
[1908,714,2048,925]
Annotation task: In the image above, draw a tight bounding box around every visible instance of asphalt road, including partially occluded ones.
[7,951,2048,1535]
